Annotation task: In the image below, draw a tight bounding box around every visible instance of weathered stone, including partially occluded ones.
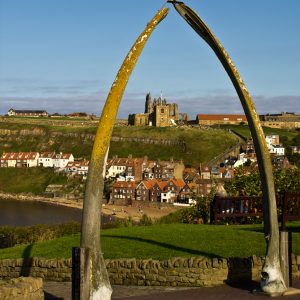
[0,277,43,300]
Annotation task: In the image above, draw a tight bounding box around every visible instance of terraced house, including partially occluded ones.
[110,178,192,206]
[0,152,39,168]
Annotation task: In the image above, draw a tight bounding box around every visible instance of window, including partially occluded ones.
[161,108,164,113]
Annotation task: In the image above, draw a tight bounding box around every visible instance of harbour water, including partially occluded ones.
[0,198,113,226]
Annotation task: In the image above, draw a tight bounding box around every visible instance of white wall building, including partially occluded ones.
[106,162,126,178]
[269,145,285,156]
[65,160,89,176]
[160,191,172,203]
[38,152,56,167]
[53,153,74,169]
[0,152,39,168]
[265,134,285,156]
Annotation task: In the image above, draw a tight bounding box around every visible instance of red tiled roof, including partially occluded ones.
[1,152,39,160]
[197,114,247,121]
[39,152,56,159]
[171,179,186,188]
[67,160,89,168]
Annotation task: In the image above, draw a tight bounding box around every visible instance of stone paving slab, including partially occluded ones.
[44,280,300,300]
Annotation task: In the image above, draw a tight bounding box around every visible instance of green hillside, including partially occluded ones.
[0,121,238,167]
[218,124,299,140]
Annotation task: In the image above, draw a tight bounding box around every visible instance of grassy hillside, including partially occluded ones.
[0,168,67,194]
[0,223,299,260]
[111,126,238,166]
[218,124,299,140]
[0,121,238,167]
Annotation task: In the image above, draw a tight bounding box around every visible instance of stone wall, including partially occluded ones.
[0,255,300,287]
[0,277,43,300]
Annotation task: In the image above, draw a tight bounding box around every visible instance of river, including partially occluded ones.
[0,199,111,226]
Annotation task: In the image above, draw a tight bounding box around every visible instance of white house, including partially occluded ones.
[38,152,56,167]
[160,191,172,203]
[65,160,89,176]
[265,135,280,146]
[105,158,127,178]
[0,152,39,168]
[53,152,74,169]
[265,135,285,156]
[269,144,285,156]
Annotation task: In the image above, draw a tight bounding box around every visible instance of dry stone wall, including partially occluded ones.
[0,255,300,287]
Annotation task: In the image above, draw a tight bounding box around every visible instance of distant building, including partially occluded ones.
[128,93,186,127]
[7,109,48,117]
[38,152,56,167]
[265,135,285,156]
[0,152,39,168]
[291,146,300,154]
[53,152,74,169]
[260,112,300,129]
[196,114,247,126]
[65,160,89,176]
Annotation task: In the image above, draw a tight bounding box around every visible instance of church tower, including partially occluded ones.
[145,92,153,114]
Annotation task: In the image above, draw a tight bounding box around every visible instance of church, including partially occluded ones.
[128,93,180,127]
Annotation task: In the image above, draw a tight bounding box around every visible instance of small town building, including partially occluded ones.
[111,181,137,205]
[65,160,89,176]
[7,109,48,117]
[38,152,56,167]
[53,153,74,169]
[196,114,247,126]
[0,152,39,168]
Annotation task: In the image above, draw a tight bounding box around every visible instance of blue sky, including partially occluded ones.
[0,0,299,119]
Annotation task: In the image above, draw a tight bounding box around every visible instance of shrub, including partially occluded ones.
[139,214,153,226]
[0,222,80,249]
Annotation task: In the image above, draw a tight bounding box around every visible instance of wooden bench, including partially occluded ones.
[210,195,263,224]
[281,192,300,230]
[210,192,300,227]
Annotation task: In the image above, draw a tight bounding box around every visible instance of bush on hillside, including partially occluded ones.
[0,222,80,249]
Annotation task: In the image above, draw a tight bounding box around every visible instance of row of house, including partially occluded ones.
[0,152,74,169]
[194,113,300,129]
[246,135,285,157]
[110,178,209,206]
[105,156,185,182]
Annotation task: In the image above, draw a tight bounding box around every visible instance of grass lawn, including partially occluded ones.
[1,223,299,260]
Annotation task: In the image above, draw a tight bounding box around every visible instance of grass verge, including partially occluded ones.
[0,223,299,260]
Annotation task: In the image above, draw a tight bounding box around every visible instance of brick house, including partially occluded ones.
[178,182,198,204]
[195,178,214,197]
[199,165,211,179]
[135,181,152,202]
[150,181,167,202]
[106,156,147,181]
[111,181,137,205]
[163,179,185,203]
[183,167,198,183]
[196,114,247,126]
[151,160,185,180]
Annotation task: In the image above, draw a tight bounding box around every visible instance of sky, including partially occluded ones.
[0,0,299,119]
